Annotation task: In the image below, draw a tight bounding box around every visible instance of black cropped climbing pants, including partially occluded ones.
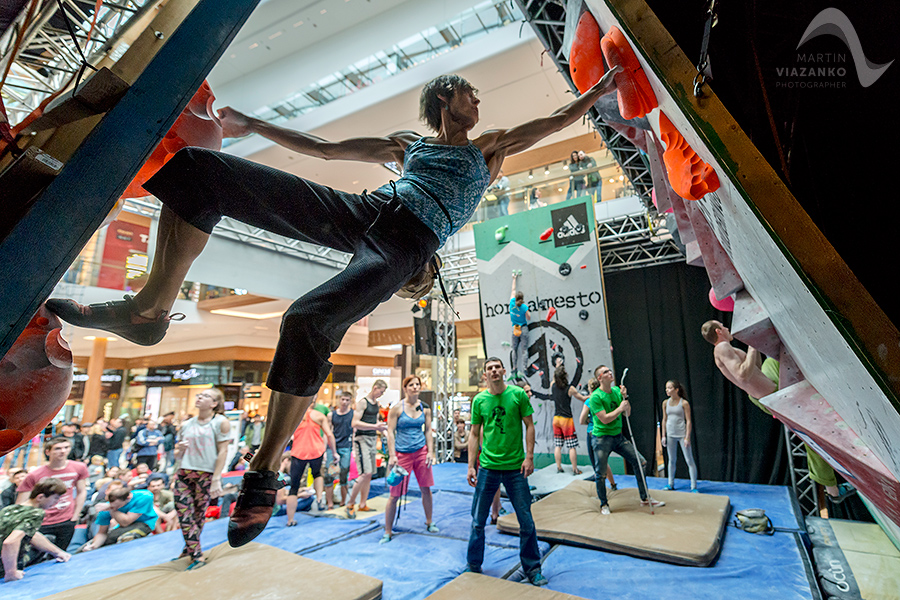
[145,147,439,396]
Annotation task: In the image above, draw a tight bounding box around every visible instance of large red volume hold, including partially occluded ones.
[122,80,223,199]
[600,26,658,120]
[0,305,74,454]
[658,112,720,201]
[569,11,606,94]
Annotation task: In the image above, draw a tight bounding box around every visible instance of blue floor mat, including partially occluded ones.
[6,474,811,600]
[304,528,525,600]
[540,525,814,599]
[384,489,550,552]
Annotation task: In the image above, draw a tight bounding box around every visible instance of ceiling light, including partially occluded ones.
[528,169,533,179]
[268,31,282,40]
[563,162,569,170]
[544,165,550,175]
[248,42,258,50]
[609,178,615,183]
[293,20,304,27]
[320,9,327,14]
[619,175,624,181]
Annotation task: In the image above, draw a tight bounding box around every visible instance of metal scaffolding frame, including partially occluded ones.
[783,425,821,517]
[512,0,654,206]
[430,293,458,464]
[1,0,160,126]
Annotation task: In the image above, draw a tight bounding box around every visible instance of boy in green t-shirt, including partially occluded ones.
[465,357,546,587]
[588,365,664,514]
[1,478,71,582]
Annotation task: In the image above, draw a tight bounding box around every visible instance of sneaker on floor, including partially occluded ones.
[609,483,618,491]
[600,504,611,515]
[358,505,376,512]
[585,474,598,482]
[691,488,699,493]
[426,522,440,533]
[641,497,666,507]
[186,559,207,571]
[379,534,392,544]
[663,484,674,490]
[528,572,549,587]
[317,499,326,511]
[462,565,483,574]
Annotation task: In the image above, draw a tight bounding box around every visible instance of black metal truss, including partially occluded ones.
[512,0,654,206]
[1,1,158,125]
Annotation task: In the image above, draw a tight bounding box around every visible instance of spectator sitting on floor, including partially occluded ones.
[1,470,26,509]
[126,463,151,490]
[147,476,176,532]
[147,476,174,511]
[90,467,120,503]
[1,478,71,583]
[81,487,158,550]
[229,444,251,472]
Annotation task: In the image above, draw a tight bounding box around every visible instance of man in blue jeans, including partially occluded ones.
[588,365,664,514]
[466,357,546,586]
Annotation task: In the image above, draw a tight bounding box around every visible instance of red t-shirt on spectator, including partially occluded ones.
[18,461,89,525]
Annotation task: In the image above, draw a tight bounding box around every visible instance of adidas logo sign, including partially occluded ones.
[557,214,586,238]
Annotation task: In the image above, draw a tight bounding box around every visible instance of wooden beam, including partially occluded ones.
[0,0,260,360]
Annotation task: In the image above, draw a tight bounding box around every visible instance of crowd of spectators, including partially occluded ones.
[0,387,479,583]
[0,407,244,582]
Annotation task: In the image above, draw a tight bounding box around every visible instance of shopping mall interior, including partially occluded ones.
[1,0,898,598]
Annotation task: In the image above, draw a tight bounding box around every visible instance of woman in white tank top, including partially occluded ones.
[172,387,231,569]
[660,380,698,492]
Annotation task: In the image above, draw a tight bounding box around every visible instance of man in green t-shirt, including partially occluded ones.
[465,357,547,587]
[588,365,665,514]
[1,478,71,582]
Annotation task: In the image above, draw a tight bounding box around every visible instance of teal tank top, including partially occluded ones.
[377,137,491,245]
[394,405,427,454]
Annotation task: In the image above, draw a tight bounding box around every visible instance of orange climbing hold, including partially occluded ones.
[658,112,720,201]
[600,26,657,120]
[122,80,223,199]
[569,11,606,93]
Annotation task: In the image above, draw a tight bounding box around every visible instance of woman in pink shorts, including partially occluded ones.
[382,375,438,543]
